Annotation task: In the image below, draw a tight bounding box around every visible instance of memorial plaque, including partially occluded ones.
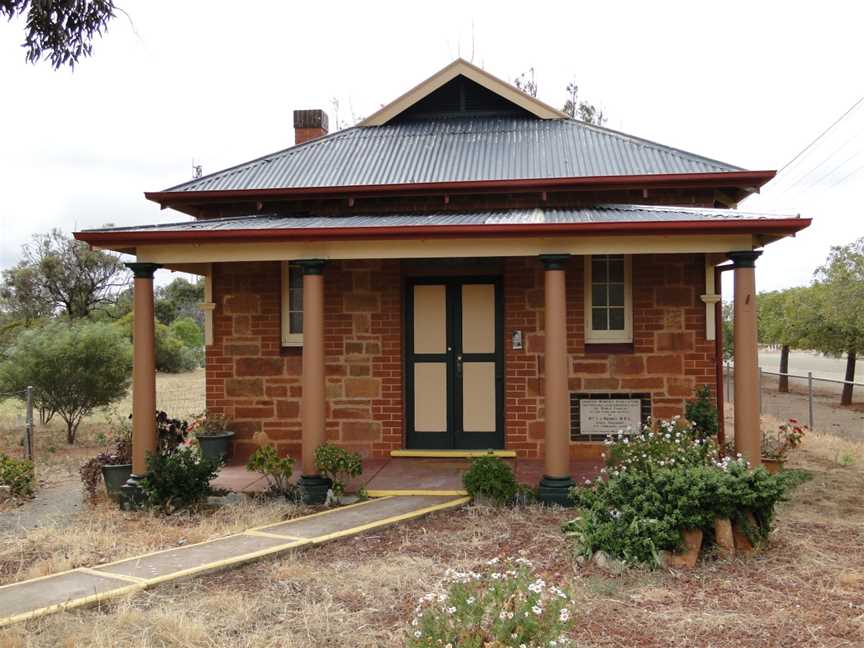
[570,392,651,440]
[579,398,642,436]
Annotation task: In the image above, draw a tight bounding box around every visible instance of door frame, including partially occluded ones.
[404,275,505,450]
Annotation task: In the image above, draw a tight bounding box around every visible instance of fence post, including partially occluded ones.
[808,371,814,430]
[758,367,763,415]
[24,385,33,461]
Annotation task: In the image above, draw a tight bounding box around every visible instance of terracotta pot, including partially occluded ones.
[663,528,703,568]
[761,457,784,474]
[732,511,759,553]
[713,517,735,558]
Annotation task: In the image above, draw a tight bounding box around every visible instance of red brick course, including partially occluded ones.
[207,254,715,462]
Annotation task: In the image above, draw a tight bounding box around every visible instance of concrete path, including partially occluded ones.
[0,494,468,628]
[0,483,83,539]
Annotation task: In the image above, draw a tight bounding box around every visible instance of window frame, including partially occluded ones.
[583,254,633,344]
[280,262,304,347]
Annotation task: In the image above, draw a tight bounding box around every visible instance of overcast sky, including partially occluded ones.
[2,0,863,293]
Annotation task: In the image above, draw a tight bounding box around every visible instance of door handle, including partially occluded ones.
[456,354,463,377]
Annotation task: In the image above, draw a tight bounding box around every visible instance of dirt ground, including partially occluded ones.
[0,430,861,647]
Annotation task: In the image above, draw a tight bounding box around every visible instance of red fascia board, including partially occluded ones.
[144,171,776,206]
[75,217,810,247]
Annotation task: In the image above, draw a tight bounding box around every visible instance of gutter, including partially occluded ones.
[75,217,810,247]
[144,170,777,208]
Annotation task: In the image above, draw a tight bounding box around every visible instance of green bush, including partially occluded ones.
[313,443,362,497]
[462,455,518,505]
[0,453,35,497]
[406,556,576,648]
[0,321,132,443]
[685,385,719,439]
[140,447,221,514]
[246,445,297,500]
[566,419,793,567]
[114,314,198,373]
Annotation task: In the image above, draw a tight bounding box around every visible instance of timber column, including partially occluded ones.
[122,262,161,508]
[297,259,331,504]
[538,254,575,505]
[729,250,762,467]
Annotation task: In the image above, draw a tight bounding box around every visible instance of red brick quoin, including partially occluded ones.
[206,255,714,462]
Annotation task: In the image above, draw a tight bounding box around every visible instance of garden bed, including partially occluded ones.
[0,431,861,647]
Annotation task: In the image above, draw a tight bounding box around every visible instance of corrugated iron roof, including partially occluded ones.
[160,117,743,194]
[85,205,796,234]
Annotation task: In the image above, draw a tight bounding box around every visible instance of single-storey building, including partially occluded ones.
[76,59,810,504]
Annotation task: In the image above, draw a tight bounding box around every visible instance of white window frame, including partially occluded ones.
[584,254,633,344]
[281,262,304,347]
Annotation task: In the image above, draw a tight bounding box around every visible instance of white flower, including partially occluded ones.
[414,630,421,638]
[447,606,456,615]
[466,596,475,604]
[532,605,543,615]
[559,608,570,622]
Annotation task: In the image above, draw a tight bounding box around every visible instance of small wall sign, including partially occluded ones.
[511,329,523,350]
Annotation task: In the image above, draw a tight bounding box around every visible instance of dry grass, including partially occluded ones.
[0,496,303,586]
[1,432,862,647]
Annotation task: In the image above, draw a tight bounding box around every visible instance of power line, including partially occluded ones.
[774,92,864,177]
[769,122,864,193]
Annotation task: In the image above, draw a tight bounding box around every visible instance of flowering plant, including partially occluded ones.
[187,411,231,437]
[406,556,576,648]
[602,416,726,478]
[761,419,807,460]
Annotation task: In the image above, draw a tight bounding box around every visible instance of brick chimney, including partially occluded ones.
[293,109,329,145]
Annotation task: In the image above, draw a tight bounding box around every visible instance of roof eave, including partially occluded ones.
[145,170,776,209]
[75,216,809,248]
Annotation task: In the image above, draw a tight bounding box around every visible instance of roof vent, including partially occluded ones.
[294,109,329,145]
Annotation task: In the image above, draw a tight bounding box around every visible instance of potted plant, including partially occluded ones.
[80,413,133,500]
[761,418,807,473]
[189,411,234,462]
[313,443,363,504]
[462,454,518,506]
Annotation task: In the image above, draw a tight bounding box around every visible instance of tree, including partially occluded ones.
[813,238,864,405]
[758,288,808,393]
[0,262,53,324]
[721,301,734,362]
[22,229,129,320]
[562,79,606,126]
[513,69,607,126]
[0,321,132,443]
[155,277,204,326]
[513,68,538,97]
[1,0,116,69]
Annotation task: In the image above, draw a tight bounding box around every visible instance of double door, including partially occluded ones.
[405,277,504,449]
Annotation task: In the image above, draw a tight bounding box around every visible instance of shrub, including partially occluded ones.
[462,455,518,505]
[0,454,35,498]
[313,443,362,497]
[566,420,793,566]
[79,412,133,498]
[685,385,719,439]
[188,411,231,436]
[0,321,132,443]
[406,556,576,648]
[140,446,221,514]
[114,314,198,373]
[246,445,297,500]
[155,410,189,454]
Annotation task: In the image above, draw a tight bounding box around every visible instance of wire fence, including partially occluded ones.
[0,371,206,461]
[724,364,864,440]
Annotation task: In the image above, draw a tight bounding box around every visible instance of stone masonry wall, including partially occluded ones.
[504,254,716,459]
[206,260,402,463]
[207,254,714,462]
